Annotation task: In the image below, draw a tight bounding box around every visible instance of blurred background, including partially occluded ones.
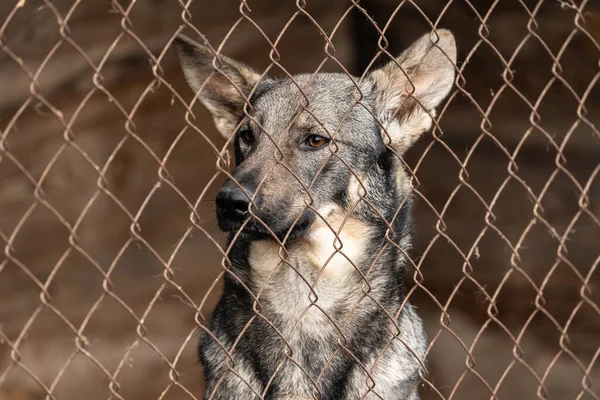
[1,0,599,398]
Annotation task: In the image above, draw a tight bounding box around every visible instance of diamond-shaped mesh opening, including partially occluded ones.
[1,0,599,399]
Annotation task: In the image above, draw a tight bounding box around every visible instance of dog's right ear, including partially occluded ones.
[367,30,457,154]
[174,34,262,139]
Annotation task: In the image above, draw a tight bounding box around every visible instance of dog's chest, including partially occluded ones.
[247,221,370,330]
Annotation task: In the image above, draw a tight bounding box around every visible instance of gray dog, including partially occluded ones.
[174,29,456,400]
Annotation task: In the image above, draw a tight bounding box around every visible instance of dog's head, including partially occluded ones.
[174,31,456,240]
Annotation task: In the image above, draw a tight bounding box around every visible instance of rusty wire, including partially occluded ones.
[1,0,599,399]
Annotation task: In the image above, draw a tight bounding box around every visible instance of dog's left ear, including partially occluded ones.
[173,34,262,139]
[367,29,457,154]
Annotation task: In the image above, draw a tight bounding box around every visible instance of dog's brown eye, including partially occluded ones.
[240,130,255,144]
[305,135,330,148]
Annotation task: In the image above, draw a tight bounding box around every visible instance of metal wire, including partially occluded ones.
[0,0,599,399]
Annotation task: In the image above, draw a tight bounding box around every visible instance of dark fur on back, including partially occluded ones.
[174,30,457,400]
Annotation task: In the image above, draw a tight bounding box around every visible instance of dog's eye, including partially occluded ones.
[305,135,330,148]
[240,130,255,144]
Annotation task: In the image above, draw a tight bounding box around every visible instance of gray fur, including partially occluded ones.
[174,30,456,400]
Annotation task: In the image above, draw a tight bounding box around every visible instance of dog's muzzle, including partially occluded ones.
[215,178,315,239]
[215,180,260,233]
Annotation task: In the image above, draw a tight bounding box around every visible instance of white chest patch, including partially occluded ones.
[249,207,372,283]
[305,218,369,277]
[247,207,373,325]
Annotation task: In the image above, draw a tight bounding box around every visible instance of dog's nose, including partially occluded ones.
[216,180,258,223]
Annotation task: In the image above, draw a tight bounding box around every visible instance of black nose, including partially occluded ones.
[215,180,258,226]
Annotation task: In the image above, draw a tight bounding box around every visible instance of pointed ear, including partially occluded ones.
[173,34,262,138]
[367,29,457,154]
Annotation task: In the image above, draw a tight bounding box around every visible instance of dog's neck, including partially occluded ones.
[224,201,411,325]
[248,207,374,286]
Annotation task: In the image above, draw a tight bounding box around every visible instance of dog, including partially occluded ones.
[174,29,456,400]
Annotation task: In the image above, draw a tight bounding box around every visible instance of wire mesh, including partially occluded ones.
[0,0,599,399]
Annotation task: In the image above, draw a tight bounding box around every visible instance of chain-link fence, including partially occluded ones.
[1,0,599,399]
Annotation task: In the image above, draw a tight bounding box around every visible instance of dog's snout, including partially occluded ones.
[216,180,259,229]
[217,186,250,219]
